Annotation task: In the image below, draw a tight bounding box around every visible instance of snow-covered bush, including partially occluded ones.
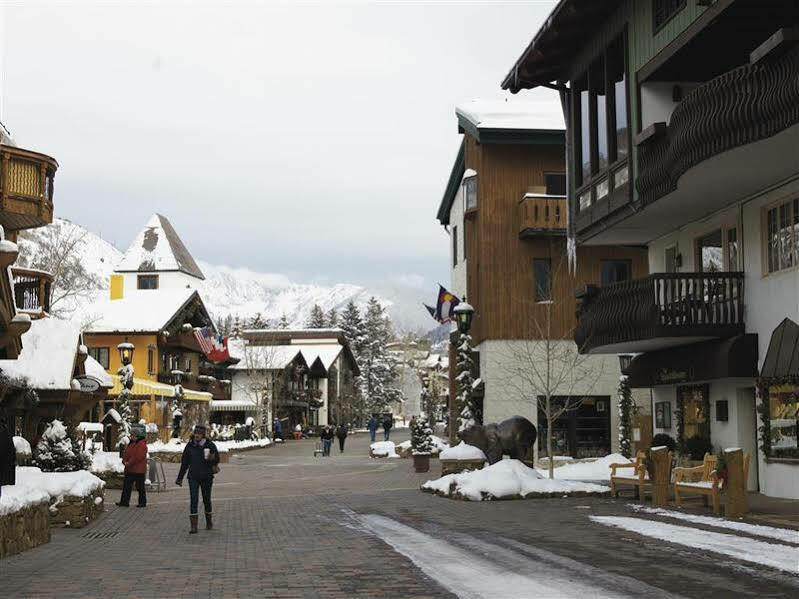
[34,420,91,472]
[411,415,434,455]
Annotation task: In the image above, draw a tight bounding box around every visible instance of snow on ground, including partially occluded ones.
[629,505,799,545]
[148,439,230,453]
[89,451,124,474]
[590,516,799,573]
[439,441,486,461]
[13,436,31,455]
[0,467,104,516]
[536,453,631,481]
[423,459,610,500]
[370,441,400,458]
[216,438,271,452]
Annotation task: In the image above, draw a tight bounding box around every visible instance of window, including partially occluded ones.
[184,357,192,373]
[769,385,798,456]
[137,275,159,290]
[591,56,608,172]
[452,226,458,267]
[464,176,478,211]
[88,347,109,369]
[575,74,591,185]
[608,36,628,162]
[545,173,566,196]
[147,347,155,375]
[533,258,552,303]
[600,260,631,286]
[653,0,687,33]
[696,230,723,272]
[765,199,799,274]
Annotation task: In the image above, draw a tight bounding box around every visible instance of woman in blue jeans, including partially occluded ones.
[175,425,220,534]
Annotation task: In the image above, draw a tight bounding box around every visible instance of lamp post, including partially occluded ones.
[452,300,477,441]
[454,301,474,335]
[117,341,135,388]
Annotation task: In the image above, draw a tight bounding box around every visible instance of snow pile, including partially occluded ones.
[536,453,632,481]
[215,438,271,452]
[439,441,486,462]
[423,459,610,501]
[89,451,124,474]
[397,435,450,455]
[77,422,104,433]
[148,439,229,453]
[13,436,31,455]
[0,467,105,516]
[370,441,400,458]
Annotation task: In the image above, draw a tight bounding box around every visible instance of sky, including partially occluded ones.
[1,0,560,295]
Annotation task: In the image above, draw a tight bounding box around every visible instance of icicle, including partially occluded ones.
[567,236,577,274]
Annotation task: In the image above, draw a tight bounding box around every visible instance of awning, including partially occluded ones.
[209,399,258,412]
[109,375,212,402]
[626,334,758,388]
[760,318,799,379]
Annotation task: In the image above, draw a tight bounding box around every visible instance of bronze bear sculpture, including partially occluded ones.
[459,416,537,465]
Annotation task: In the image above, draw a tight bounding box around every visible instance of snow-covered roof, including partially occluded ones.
[115,213,205,280]
[298,344,343,372]
[0,318,81,390]
[84,288,198,333]
[84,355,114,388]
[455,97,565,132]
[227,339,303,370]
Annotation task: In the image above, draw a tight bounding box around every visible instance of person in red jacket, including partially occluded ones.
[116,424,148,508]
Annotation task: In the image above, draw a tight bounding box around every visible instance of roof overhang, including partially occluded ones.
[436,140,465,226]
[456,115,565,145]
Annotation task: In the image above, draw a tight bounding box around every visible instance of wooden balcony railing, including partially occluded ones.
[0,144,58,234]
[12,267,52,318]
[518,195,566,238]
[637,45,799,206]
[157,371,230,400]
[575,272,745,354]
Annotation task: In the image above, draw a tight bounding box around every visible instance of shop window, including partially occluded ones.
[137,275,159,290]
[769,386,798,456]
[765,198,799,274]
[88,347,110,369]
[533,258,552,303]
[600,259,631,286]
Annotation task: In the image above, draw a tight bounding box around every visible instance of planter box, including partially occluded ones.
[48,487,105,529]
[440,458,486,476]
[413,453,431,473]
[0,502,50,559]
[94,471,125,489]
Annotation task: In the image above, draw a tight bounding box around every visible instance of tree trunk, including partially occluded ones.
[547,395,554,479]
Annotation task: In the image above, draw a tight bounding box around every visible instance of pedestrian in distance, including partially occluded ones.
[336,423,349,453]
[273,417,283,441]
[175,424,220,534]
[116,424,147,508]
[320,425,334,456]
[382,415,393,441]
[367,415,379,443]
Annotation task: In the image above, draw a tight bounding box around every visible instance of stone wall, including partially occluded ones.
[48,487,105,529]
[0,502,50,559]
[149,451,230,463]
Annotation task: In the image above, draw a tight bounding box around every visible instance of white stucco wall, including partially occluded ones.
[448,180,467,300]
[119,271,202,293]
[639,81,700,130]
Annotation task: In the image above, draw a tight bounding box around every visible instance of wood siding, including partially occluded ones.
[464,135,647,345]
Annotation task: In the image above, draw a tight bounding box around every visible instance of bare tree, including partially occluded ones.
[232,343,282,437]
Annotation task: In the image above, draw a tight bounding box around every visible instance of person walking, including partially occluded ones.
[367,416,378,443]
[382,415,393,441]
[273,417,283,442]
[320,425,334,456]
[175,425,220,534]
[116,424,147,508]
[336,423,348,453]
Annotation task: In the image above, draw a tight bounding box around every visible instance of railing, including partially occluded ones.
[575,272,745,353]
[157,371,230,400]
[518,195,566,237]
[12,267,52,317]
[637,45,799,206]
[0,144,58,232]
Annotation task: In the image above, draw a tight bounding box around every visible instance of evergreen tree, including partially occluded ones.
[360,298,402,413]
[278,314,290,329]
[116,363,135,447]
[249,312,266,329]
[326,308,339,328]
[455,332,478,433]
[618,375,634,458]
[307,304,326,328]
[231,315,243,338]
[33,420,91,472]
[411,415,434,454]
[339,301,365,356]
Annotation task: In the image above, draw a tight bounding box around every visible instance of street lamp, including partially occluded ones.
[117,341,135,366]
[618,354,634,374]
[454,301,475,335]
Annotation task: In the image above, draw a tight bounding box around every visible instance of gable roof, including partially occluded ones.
[455,98,565,143]
[761,318,799,378]
[227,339,306,371]
[84,288,203,334]
[116,213,205,280]
[0,318,81,390]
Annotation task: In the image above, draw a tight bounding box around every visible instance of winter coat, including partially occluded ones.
[177,439,220,481]
[273,419,282,433]
[382,418,393,432]
[122,438,148,475]
[367,418,378,432]
[0,424,16,486]
[335,425,348,440]
[320,428,335,441]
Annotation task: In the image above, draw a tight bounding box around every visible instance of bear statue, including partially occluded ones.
[459,416,537,465]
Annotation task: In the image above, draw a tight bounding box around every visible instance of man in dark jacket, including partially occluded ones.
[175,424,220,534]
[116,424,147,507]
[382,415,393,441]
[0,421,16,500]
[320,425,334,456]
[367,416,378,443]
[273,417,283,441]
[335,424,348,453]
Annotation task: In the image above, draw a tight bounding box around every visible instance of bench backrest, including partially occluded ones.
[701,453,717,481]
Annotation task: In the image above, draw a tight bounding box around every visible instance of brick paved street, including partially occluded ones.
[3,431,797,598]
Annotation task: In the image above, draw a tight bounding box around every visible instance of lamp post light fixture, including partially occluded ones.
[454,301,475,335]
[117,341,135,366]
[618,354,634,374]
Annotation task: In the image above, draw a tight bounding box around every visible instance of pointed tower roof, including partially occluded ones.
[116,214,205,280]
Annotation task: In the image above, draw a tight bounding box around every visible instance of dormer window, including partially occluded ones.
[464,175,478,212]
[137,274,159,290]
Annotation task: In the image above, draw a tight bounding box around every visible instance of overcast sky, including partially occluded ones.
[1,0,559,294]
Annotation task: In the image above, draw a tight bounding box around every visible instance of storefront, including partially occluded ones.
[537,396,611,458]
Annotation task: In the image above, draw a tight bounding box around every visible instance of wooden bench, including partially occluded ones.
[609,451,648,499]
[674,452,750,515]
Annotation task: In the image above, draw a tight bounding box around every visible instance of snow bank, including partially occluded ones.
[216,438,271,452]
[77,422,104,433]
[13,436,31,455]
[423,459,610,501]
[370,441,400,458]
[397,435,450,455]
[148,439,229,453]
[0,467,105,516]
[536,453,631,481]
[89,451,124,474]
[439,441,486,462]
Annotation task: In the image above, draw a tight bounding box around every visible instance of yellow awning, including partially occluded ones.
[109,375,211,402]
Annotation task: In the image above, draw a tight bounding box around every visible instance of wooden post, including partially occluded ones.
[723,448,749,518]
[651,446,671,507]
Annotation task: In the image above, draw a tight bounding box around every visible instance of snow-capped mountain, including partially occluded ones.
[17,218,434,333]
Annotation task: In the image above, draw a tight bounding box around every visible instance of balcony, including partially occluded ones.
[518,194,566,239]
[0,144,58,234]
[12,267,52,319]
[575,272,744,354]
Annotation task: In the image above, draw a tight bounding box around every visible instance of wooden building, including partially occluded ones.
[502,0,799,497]
[437,98,648,457]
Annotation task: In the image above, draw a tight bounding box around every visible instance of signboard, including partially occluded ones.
[75,376,101,394]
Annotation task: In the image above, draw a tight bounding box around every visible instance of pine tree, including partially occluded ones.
[326,308,339,328]
[116,363,135,447]
[307,304,326,328]
[249,312,266,329]
[33,420,90,472]
[455,332,477,433]
[411,415,434,455]
[231,315,243,338]
[618,375,634,458]
[339,301,365,356]
[360,298,402,413]
[278,314,290,329]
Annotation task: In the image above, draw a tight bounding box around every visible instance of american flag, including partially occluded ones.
[193,327,230,363]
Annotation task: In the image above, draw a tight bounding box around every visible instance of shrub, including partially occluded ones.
[683,435,713,461]
[650,433,676,453]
